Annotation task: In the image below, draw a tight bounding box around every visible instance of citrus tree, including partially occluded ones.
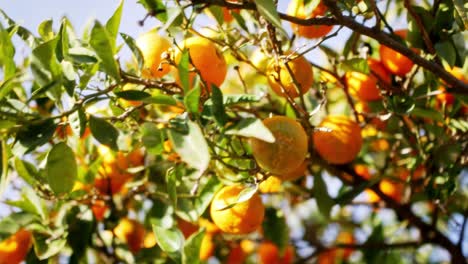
[0,0,467,263]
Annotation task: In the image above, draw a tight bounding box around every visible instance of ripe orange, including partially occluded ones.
[281,160,308,181]
[354,164,371,180]
[287,0,333,39]
[198,218,221,234]
[91,200,108,221]
[313,115,362,164]
[267,53,313,98]
[143,232,157,248]
[177,218,199,238]
[317,250,336,264]
[250,116,308,175]
[94,151,131,195]
[259,176,283,194]
[345,58,391,101]
[226,243,248,264]
[136,31,171,79]
[0,229,32,264]
[199,234,215,261]
[334,231,354,260]
[114,218,145,253]
[258,242,294,264]
[175,37,227,89]
[436,67,467,108]
[379,30,414,76]
[210,185,265,234]
[379,179,404,203]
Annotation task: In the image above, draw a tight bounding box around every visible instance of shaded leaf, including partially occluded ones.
[314,174,334,218]
[120,32,144,70]
[89,115,119,149]
[140,122,164,155]
[115,90,151,101]
[184,86,201,115]
[16,119,57,152]
[211,85,228,126]
[262,208,289,254]
[182,229,205,264]
[68,108,87,138]
[46,142,77,195]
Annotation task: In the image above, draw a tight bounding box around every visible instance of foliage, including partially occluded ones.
[0,0,467,263]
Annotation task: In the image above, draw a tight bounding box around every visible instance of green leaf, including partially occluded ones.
[314,174,334,218]
[262,208,289,254]
[211,85,228,126]
[193,176,222,216]
[341,58,369,74]
[0,9,38,47]
[225,118,275,143]
[115,90,151,101]
[232,11,249,32]
[342,31,360,57]
[0,74,22,100]
[223,94,262,105]
[105,0,123,52]
[387,95,415,114]
[253,0,287,36]
[140,122,164,155]
[178,50,191,93]
[89,115,119,149]
[152,222,184,262]
[0,23,16,80]
[16,119,57,153]
[208,5,224,25]
[184,86,201,115]
[14,158,40,186]
[68,47,97,63]
[435,41,456,68]
[166,167,178,208]
[56,18,70,61]
[168,119,211,172]
[68,108,87,138]
[336,178,379,205]
[33,231,67,260]
[120,33,144,71]
[162,7,183,31]
[46,142,77,195]
[410,107,444,122]
[0,140,9,197]
[31,37,61,86]
[182,229,205,264]
[138,0,167,22]
[89,21,120,80]
[143,94,178,105]
[38,19,54,40]
[6,187,47,220]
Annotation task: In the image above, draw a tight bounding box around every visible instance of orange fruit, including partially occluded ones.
[267,53,313,98]
[0,229,32,264]
[198,218,221,234]
[113,218,145,253]
[354,164,371,180]
[379,30,414,76]
[177,218,199,238]
[91,200,108,221]
[143,232,157,248]
[175,37,227,90]
[365,189,380,203]
[259,176,283,194]
[379,179,404,203]
[136,30,171,79]
[227,243,247,264]
[127,148,145,167]
[281,160,308,181]
[335,231,354,260]
[345,58,391,101]
[436,67,467,108]
[94,146,133,195]
[313,115,362,164]
[250,116,308,175]
[317,250,337,264]
[287,0,333,39]
[258,242,294,264]
[210,185,265,234]
[199,234,215,261]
